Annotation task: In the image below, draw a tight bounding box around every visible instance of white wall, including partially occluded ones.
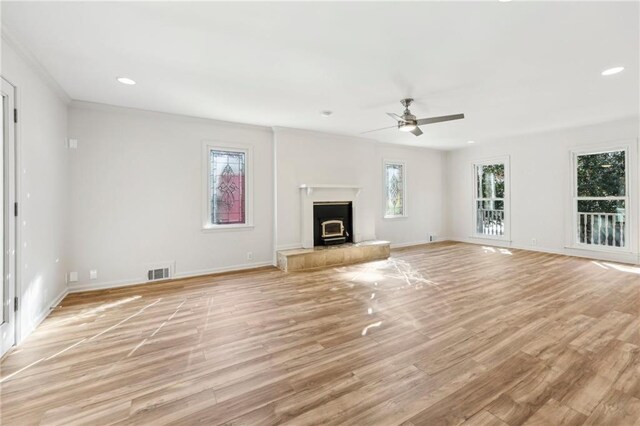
[446,117,640,264]
[376,143,446,246]
[66,115,445,290]
[274,128,446,250]
[1,38,70,342]
[67,102,274,290]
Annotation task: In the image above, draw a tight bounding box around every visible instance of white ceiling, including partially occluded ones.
[2,1,638,149]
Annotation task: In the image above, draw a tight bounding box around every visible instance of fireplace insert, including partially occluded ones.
[313,202,353,246]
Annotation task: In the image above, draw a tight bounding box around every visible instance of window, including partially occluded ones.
[473,158,509,238]
[573,148,628,249]
[384,160,406,218]
[203,143,252,229]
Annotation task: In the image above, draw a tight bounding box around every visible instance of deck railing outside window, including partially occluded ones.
[578,211,625,247]
[477,208,505,236]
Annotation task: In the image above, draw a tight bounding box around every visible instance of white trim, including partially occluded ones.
[201,224,254,232]
[276,243,304,251]
[471,155,511,241]
[469,235,513,243]
[299,184,362,197]
[172,261,272,279]
[10,77,22,346]
[383,159,407,219]
[390,239,434,249]
[201,141,254,231]
[273,132,279,266]
[571,242,631,254]
[448,237,639,265]
[1,78,18,354]
[451,237,559,253]
[299,184,361,190]
[68,261,274,293]
[20,287,68,343]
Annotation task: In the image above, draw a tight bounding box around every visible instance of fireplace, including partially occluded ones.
[313,202,353,246]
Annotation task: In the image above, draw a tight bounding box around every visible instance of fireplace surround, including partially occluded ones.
[298,184,362,249]
[276,184,389,271]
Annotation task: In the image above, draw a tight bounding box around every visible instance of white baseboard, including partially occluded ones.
[391,239,434,249]
[276,243,303,251]
[52,287,69,307]
[33,287,68,325]
[391,240,429,249]
[447,237,639,265]
[68,260,274,293]
[19,287,68,344]
[172,261,273,279]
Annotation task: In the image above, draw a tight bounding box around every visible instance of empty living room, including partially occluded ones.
[1,0,639,424]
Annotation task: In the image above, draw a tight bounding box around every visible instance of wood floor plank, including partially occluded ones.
[522,398,587,426]
[583,389,640,426]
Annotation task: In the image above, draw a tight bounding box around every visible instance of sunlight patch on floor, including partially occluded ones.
[592,261,608,270]
[361,321,382,336]
[603,262,640,275]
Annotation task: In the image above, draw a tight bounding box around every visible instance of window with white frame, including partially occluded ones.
[203,143,252,229]
[573,148,628,249]
[473,159,508,238]
[384,160,406,218]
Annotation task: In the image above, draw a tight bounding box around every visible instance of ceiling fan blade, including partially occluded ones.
[360,125,398,135]
[416,113,465,126]
[410,127,423,137]
[386,112,407,122]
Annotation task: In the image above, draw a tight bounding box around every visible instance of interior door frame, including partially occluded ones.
[1,77,17,358]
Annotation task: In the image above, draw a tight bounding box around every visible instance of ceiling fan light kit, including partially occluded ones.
[363,98,465,138]
[398,123,417,132]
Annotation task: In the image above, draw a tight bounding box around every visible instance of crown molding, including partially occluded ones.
[2,26,71,104]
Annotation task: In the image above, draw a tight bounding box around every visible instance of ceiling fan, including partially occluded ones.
[362,98,465,137]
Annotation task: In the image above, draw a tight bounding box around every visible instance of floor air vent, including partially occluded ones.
[147,266,171,281]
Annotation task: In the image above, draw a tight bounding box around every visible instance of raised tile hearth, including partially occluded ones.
[276,240,390,272]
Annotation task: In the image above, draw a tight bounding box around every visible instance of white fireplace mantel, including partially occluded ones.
[299,184,362,196]
[299,184,362,248]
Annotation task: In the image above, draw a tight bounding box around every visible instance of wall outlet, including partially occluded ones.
[68,271,78,282]
[89,269,98,280]
[246,251,253,261]
[68,138,78,149]
[531,238,537,246]
[429,235,437,242]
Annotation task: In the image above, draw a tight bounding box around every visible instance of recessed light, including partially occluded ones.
[321,110,333,117]
[601,67,624,76]
[467,140,476,144]
[498,0,512,2]
[116,77,136,85]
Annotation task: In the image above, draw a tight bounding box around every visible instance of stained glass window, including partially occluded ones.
[384,162,405,217]
[210,149,246,225]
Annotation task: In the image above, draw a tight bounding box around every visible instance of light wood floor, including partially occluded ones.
[1,242,639,425]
